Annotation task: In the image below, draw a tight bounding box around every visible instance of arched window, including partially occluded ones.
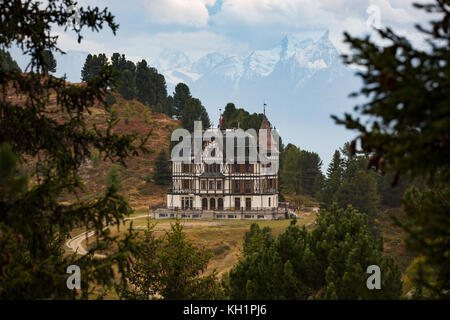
[218,198,224,210]
[202,198,208,210]
[210,198,216,210]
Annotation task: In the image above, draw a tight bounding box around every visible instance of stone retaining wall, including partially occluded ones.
[152,208,287,220]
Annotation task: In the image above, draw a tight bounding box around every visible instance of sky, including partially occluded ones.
[43,0,434,169]
[55,0,431,63]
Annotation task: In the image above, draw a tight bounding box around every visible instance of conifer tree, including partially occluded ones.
[226,205,402,299]
[280,145,302,195]
[180,97,211,132]
[153,150,171,185]
[42,49,56,75]
[319,150,343,208]
[0,0,148,299]
[173,83,191,119]
[117,69,136,100]
[334,168,380,218]
[0,50,21,72]
[119,221,223,299]
[332,0,450,297]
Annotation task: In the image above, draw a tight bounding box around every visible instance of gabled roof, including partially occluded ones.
[260,114,271,131]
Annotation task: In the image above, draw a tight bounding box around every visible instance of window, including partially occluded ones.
[181,197,192,209]
[245,198,251,210]
[210,198,216,210]
[201,180,206,190]
[202,198,208,210]
[234,180,240,193]
[218,198,224,210]
[245,180,252,193]
[206,164,220,173]
[217,180,222,190]
[269,197,271,207]
[209,180,215,190]
[235,198,241,210]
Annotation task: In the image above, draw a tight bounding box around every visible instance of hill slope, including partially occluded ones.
[77,92,180,211]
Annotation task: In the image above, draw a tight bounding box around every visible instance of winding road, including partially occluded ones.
[65,213,153,258]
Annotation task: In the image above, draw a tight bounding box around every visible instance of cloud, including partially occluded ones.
[53,27,248,64]
[126,30,249,61]
[141,0,216,27]
[370,0,415,24]
[216,0,330,28]
[53,30,110,54]
[51,0,431,63]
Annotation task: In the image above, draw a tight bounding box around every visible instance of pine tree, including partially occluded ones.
[119,220,223,299]
[117,69,136,100]
[313,171,325,199]
[111,52,127,72]
[180,97,211,132]
[81,53,93,81]
[165,95,174,117]
[298,150,322,196]
[332,0,450,297]
[0,0,148,299]
[226,204,402,299]
[42,49,56,75]
[280,144,302,195]
[173,83,191,119]
[135,60,168,109]
[0,50,21,72]
[320,150,343,208]
[334,168,380,218]
[153,150,171,185]
[81,53,109,81]
[135,60,151,104]
[334,167,381,236]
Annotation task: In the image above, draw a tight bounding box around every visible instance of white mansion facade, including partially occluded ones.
[155,115,286,220]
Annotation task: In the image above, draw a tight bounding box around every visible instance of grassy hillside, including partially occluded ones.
[11,82,181,212]
[76,92,180,211]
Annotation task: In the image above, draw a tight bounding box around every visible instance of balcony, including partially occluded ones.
[167,188,193,194]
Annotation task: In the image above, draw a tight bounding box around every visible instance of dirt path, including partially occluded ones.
[65,215,223,257]
[65,214,152,257]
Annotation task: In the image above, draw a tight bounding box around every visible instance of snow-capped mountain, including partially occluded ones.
[158,31,343,91]
[155,48,191,72]
[8,31,361,167]
[156,31,362,168]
